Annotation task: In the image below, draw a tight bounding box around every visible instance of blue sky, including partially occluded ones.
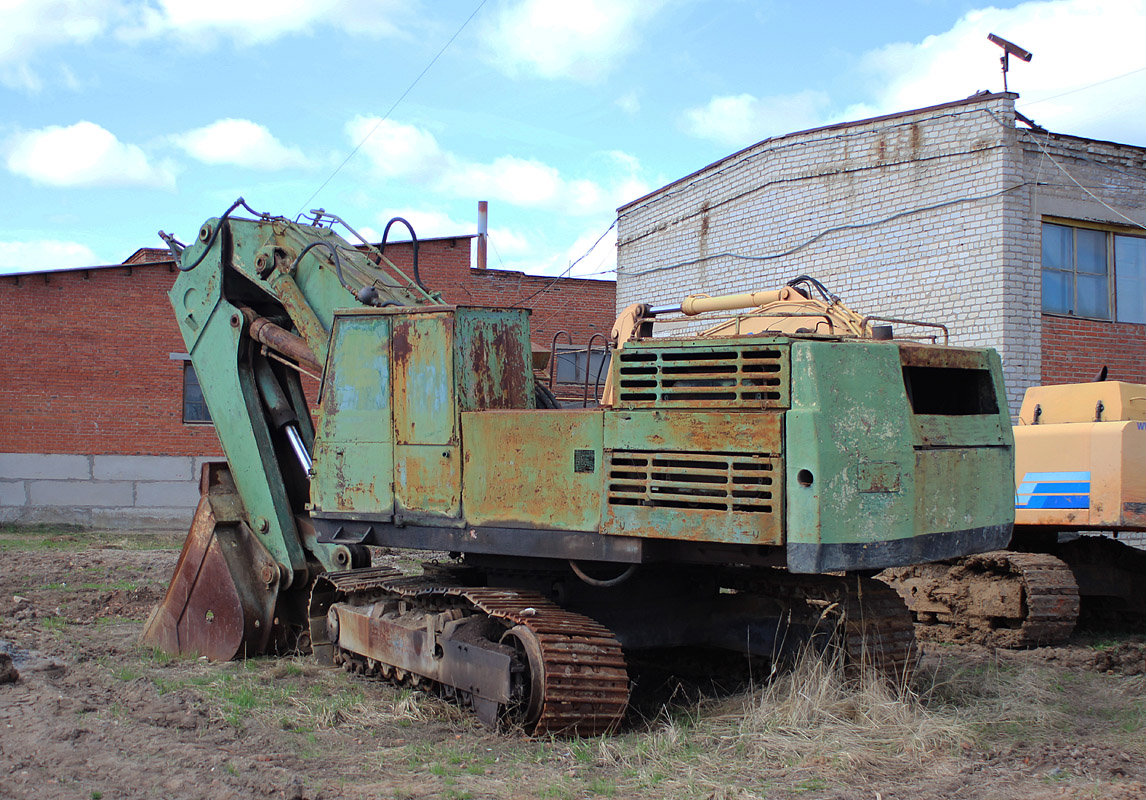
[3,0,1145,278]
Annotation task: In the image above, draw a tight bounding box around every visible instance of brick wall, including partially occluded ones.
[0,262,224,457]
[385,239,617,347]
[1042,314,1146,385]
[1,235,615,528]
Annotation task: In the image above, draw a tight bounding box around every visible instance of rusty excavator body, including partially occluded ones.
[141,200,1020,733]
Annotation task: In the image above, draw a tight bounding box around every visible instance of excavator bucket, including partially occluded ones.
[141,463,280,661]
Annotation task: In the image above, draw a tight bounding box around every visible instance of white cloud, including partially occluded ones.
[857,0,1146,142]
[682,90,833,148]
[1,0,407,89]
[348,117,449,180]
[122,0,406,45]
[361,208,531,272]
[352,119,650,216]
[479,0,666,81]
[371,208,473,241]
[0,239,100,274]
[172,119,309,170]
[680,1,1146,148]
[561,223,617,278]
[0,0,120,90]
[6,121,176,189]
[615,91,641,116]
[441,156,565,208]
[487,226,531,259]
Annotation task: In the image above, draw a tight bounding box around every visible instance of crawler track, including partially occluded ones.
[880,551,1079,647]
[724,571,918,679]
[310,568,629,736]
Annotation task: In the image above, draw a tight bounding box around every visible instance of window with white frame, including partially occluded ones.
[1042,220,1146,322]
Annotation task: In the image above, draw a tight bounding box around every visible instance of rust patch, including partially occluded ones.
[391,320,413,365]
[858,462,902,493]
[898,344,987,370]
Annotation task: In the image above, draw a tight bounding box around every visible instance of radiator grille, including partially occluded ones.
[614,346,788,408]
[607,451,777,513]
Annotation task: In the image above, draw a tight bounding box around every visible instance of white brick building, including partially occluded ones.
[616,93,1146,412]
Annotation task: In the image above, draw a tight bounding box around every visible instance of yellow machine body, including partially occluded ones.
[1014,381,1146,531]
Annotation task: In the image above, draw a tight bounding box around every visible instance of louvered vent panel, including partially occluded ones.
[607,451,776,514]
[615,346,788,408]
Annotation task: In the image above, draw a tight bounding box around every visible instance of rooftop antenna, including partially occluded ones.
[988,33,1033,92]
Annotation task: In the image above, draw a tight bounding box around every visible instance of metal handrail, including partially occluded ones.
[547,330,573,390]
[861,315,949,345]
[582,333,609,407]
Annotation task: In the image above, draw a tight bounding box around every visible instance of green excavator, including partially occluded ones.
[142,199,1015,735]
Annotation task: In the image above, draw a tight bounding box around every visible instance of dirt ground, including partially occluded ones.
[2,529,1145,800]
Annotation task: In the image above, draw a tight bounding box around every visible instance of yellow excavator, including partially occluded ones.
[881,377,1146,647]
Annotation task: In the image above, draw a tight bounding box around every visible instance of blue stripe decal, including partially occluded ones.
[1016,470,1090,510]
[1020,471,1091,482]
[1020,495,1090,510]
[1025,482,1090,494]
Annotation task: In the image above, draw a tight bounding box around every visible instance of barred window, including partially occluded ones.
[182,363,212,424]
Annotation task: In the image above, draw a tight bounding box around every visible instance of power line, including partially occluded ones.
[296,0,489,215]
[616,183,1029,279]
[509,219,617,308]
[1018,64,1146,109]
[1021,129,1146,232]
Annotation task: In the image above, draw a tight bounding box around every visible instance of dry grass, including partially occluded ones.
[595,646,971,793]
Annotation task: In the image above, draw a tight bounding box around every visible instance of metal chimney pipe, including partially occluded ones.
[477,200,488,270]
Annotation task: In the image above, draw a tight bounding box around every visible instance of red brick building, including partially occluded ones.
[0,236,616,528]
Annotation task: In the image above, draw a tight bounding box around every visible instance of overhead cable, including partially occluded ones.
[509,219,617,309]
[617,184,1030,278]
[295,0,489,215]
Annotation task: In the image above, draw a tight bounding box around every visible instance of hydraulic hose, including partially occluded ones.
[568,560,637,588]
[289,241,350,292]
[379,216,426,292]
[178,197,270,272]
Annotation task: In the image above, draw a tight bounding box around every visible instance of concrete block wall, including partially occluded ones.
[616,93,1038,412]
[0,453,212,529]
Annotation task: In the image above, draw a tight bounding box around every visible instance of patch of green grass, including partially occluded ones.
[0,531,84,551]
[79,580,139,592]
[794,777,828,792]
[0,529,183,552]
[91,791,103,800]
[141,647,177,665]
[113,667,142,682]
[224,762,239,777]
[585,778,616,796]
[569,740,597,765]
[42,615,68,631]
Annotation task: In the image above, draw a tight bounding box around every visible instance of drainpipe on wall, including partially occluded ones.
[477,200,488,270]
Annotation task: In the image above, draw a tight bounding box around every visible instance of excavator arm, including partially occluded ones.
[142,200,437,658]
